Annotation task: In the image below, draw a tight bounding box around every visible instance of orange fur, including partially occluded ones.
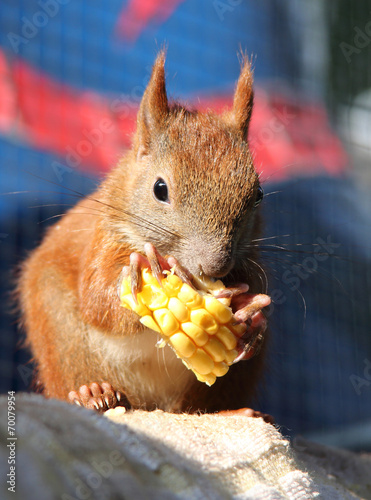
[18,51,267,412]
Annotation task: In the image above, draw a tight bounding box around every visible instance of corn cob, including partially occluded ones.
[119,268,246,386]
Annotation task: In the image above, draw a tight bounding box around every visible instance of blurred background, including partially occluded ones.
[0,0,370,450]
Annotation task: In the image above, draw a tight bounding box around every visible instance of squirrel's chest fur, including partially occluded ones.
[88,327,194,411]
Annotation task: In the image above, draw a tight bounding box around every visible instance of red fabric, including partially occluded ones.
[12,59,131,172]
[201,91,347,181]
[116,0,186,41]
[0,51,17,132]
[0,50,348,178]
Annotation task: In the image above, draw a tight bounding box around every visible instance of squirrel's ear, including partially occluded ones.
[135,51,169,157]
[230,56,254,140]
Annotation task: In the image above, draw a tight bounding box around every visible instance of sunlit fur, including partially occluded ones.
[18,51,267,412]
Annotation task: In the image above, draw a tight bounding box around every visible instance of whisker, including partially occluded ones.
[39,214,67,224]
[117,209,183,241]
[1,190,42,196]
[294,286,307,331]
[263,190,282,198]
[258,246,348,260]
[30,203,80,210]
[23,169,100,190]
[245,257,269,293]
[259,163,300,183]
[263,254,350,298]
[251,234,292,243]
[23,172,184,243]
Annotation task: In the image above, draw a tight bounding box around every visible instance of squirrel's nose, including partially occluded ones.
[198,248,235,279]
[184,238,235,279]
[200,260,234,279]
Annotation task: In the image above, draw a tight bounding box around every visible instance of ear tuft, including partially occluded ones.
[232,54,254,140]
[135,50,169,157]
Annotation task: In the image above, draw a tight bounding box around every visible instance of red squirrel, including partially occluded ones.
[18,52,271,414]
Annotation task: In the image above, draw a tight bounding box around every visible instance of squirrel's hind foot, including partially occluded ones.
[68,382,130,412]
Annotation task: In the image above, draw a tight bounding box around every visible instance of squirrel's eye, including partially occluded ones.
[254,185,264,207]
[153,178,169,203]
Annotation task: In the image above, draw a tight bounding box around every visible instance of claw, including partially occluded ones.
[234,312,267,363]
[68,382,130,413]
[214,283,249,299]
[129,253,145,303]
[144,243,170,285]
[234,339,258,363]
[117,266,130,300]
[167,255,195,288]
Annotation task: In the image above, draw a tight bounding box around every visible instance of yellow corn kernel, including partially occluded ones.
[168,297,189,322]
[120,277,131,296]
[139,315,161,333]
[204,295,233,324]
[187,348,215,375]
[225,349,239,365]
[120,293,150,316]
[153,308,179,336]
[229,322,247,337]
[192,275,224,294]
[212,362,229,377]
[181,322,209,346]
[177,284,203,309]
[190,308,219,335]
[203,337,227,363]
[194,372,217,386]
[169,332,196,358]
[215,326,238,350]
[141,267,159,286]
[119,266,246,386]
[139,284,168,310]
[162,274,183,297]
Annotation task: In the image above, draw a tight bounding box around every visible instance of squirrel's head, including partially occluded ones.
[110,51,263,285]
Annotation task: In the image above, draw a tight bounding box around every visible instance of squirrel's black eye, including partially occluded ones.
[254,185,264,207]
[153,178,169,203]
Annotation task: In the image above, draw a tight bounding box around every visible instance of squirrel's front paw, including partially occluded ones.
[228,290,271,362]
[213,284,271,362]
[68,382,129,412]
[118,243,194,300]
[118,245,271,371]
